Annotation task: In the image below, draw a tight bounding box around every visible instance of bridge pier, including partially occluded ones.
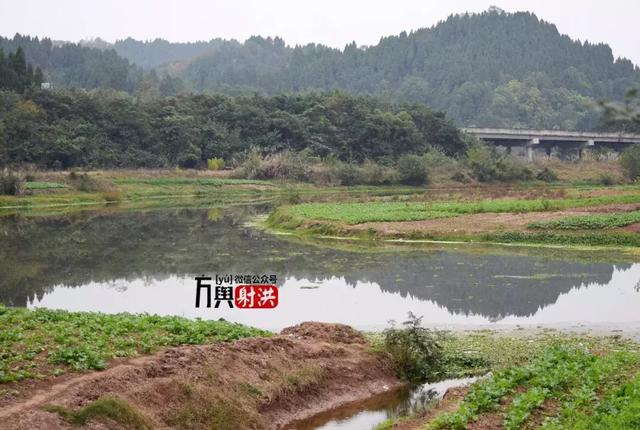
[525,138,540,162]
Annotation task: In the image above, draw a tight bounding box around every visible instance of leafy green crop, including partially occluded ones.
[529,211,640,230]
[289,193,640,225]
[430,346,640,430]
[0,306,270,383]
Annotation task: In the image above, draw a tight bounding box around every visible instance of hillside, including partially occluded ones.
[1,9,639,130]
[175,9,639,129]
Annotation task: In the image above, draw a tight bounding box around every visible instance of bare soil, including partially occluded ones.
[0,322,402,430]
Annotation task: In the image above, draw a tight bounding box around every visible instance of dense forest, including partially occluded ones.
[0,88,463,168]
[0,34,142,93]
[2,9,638,131]
[0,47,43,93]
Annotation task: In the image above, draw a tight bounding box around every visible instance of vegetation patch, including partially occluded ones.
[429,344,640,430]
[113,177,270,187]
[529,211,640,230]
[45,395,152,429]
[0,306,270,383]
[285,191,640,225]
[24,181,68,190]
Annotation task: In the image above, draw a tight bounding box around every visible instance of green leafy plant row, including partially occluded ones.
[0,306,270,383]
[529,211,640,230]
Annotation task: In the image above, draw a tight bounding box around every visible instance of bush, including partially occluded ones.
[383,313,444,384]
[620,145,640,180]
[397,154,430,185]
[466,144,533,182]
[334,161,363,186]
[239,150,311,181]
[67,171,104,192]
[450,170,471,183]
[0,169,25,195]
[421,149,456,168]
[177,153,199,169]
[361,160,390,185]
[598,173,619,186]
[536,167,559,182]
[207,157,225,170]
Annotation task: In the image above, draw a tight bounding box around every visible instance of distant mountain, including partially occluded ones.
[3,9,639,130]
[170,9,640,129]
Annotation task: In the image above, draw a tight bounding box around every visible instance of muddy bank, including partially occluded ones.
[1,322,402,430]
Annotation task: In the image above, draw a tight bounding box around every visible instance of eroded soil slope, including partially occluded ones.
[1,322,401,430]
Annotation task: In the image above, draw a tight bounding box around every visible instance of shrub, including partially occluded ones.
[334,161,363,186]
[397,154,430,185]
[466,144,533,182]
[383,313,444,384]
[536,167,559,182]
[177,153,199,169]
[0,169,25,195]
[620,145,640,180]
[67,171,102,192]
[599,173,619,186]
[361,160,390,185]
[421,149,456,168]
[102,191,122,202]
[451,171,471,183]
[239,150,311,181]
[207,157,225,170]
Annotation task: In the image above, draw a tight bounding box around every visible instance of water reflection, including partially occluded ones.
[1,206,639,330]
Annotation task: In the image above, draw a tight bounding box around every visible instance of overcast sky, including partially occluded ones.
[1,0,639,65]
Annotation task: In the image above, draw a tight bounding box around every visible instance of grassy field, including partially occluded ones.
[0,306,270,385]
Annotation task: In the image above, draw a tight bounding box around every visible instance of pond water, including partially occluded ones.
[285,376,480,430]
[1,205,639,331]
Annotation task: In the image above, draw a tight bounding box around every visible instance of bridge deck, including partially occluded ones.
[463,128,640,144]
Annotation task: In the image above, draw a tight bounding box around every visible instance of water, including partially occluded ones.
[1,205,639,331]
[285,376,480,430]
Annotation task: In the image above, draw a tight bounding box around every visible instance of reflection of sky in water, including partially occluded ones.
[29,264,640,331]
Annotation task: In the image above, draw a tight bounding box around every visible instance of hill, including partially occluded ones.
[175,9,639,129]
[2,9,639,130]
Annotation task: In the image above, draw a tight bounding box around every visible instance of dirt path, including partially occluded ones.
[1,322,402,430]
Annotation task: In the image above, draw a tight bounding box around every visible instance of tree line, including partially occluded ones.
[0,88,464,169]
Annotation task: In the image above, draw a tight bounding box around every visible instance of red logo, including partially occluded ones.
[234,284,279,309]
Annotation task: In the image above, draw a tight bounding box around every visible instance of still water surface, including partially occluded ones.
[1,205,639,331]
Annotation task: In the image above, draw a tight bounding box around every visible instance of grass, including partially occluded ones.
[45,395,152,429]
[112,177,272,186]
[0,306,270,384]
[24,181,67,190]
[529,211,640,230]
[488,231,640,248]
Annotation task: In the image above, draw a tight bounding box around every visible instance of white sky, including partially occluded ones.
[1,0,639,66]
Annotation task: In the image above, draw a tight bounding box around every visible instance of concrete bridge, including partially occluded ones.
[463,128,640,161]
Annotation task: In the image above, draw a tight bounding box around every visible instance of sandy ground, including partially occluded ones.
[0,322,402,430]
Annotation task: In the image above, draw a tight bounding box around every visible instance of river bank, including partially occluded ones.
[1,310,639,430]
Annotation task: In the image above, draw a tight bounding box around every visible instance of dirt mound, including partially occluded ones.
[280,321,367,344]
[1,323,401,430]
